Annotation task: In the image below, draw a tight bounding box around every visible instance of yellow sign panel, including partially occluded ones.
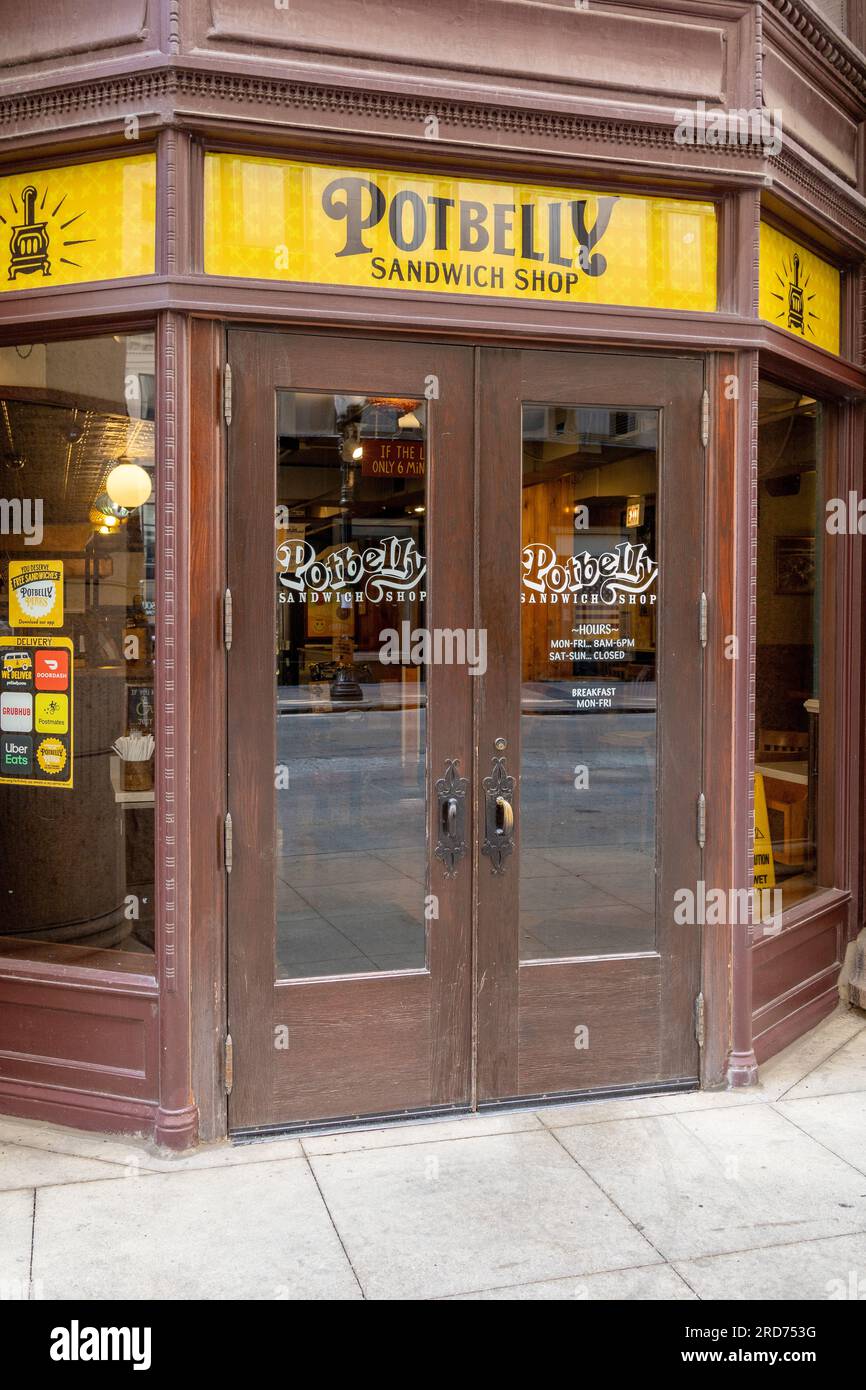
[204,154,718,312]
[9,559,64,628]
[759,222,841,356]
[753,773,776,891]
[0,636,73,790]
[0,154,155,291]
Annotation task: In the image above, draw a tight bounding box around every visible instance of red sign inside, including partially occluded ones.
[361,440,425,478]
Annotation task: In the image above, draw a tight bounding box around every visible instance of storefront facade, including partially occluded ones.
[0,0,863,1147]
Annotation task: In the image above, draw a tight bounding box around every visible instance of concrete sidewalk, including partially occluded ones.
[1,1006,865,1301]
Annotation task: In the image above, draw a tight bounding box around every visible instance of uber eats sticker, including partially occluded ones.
[9,559,64,628]
[0,637,73,789]
[204,154,718,312]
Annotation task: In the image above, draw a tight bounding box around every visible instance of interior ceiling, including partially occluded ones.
[0,399,154,519]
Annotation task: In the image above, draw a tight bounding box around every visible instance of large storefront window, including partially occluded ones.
[0,334,156,966]
[755,379,824,913]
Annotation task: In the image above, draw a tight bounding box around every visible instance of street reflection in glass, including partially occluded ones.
[520,405,660,959]
[274,392,428,979]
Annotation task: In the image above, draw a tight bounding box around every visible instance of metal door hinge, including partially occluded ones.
[223,587,233,651]
[694,992,706,1049]
[700,389,710,448]
[224,1033,234,1093]
[699,592,708,647]
[697,793,706,849]
[223,362,233,426]
[224,811,233,874]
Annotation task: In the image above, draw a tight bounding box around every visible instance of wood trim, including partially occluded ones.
[817,400,840,895]
[475,347,522,1101]
[224,330,474,1130]
[0,970,159,1111]
[154,308,197,1149]
[752,894,847,1061]
[754,981,840,1062]
[188,318,227,1144]
[1,279,864,397]
[0,1077,159,1139]
[702,351,746,1086]
[477,346,705,1098]
[729,344,762,1085]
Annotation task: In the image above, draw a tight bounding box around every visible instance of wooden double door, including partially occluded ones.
[226,330,704,1133]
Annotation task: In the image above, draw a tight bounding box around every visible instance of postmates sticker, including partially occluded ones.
[35,693,68,735]
[36,736,67,776]
[9,560,64,628]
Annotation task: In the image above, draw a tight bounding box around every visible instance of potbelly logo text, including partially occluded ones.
[277,536,427,603]
[521,541,658,605]
[321,175,619,296]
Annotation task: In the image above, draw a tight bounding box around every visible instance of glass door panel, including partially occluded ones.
[520,406,659,960]
[273,391,429,979]
[476,347,704,1102]
[227,332,473,1131]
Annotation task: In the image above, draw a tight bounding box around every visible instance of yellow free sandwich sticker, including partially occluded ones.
[8,559,63,628]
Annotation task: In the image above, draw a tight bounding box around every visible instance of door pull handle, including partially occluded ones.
[483,756,516,874]
[435,760,468,878]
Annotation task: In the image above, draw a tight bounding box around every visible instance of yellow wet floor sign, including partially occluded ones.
[754,773,776,889]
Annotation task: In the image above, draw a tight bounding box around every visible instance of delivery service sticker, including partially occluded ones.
[0,636,73,789]
[9,559,64,628]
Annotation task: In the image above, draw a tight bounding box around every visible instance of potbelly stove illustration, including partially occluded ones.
[787,253,805,334]
[8,186,51,280]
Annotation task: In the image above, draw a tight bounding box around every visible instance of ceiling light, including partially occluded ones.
[398,411,422,430]
[89,492,128,530]
[106,460,152,509]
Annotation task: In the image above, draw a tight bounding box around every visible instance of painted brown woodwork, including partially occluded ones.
[227,335,706,1131]
[0,964,159,1133]
[763,47,860,185]
[2,0,151,69]
[226,331,474,1131]
[189,318,227,1143]
[478,348,704,1102]
[752,897,846,1061]
[0,0,863,1142]
[203,0,732,107]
